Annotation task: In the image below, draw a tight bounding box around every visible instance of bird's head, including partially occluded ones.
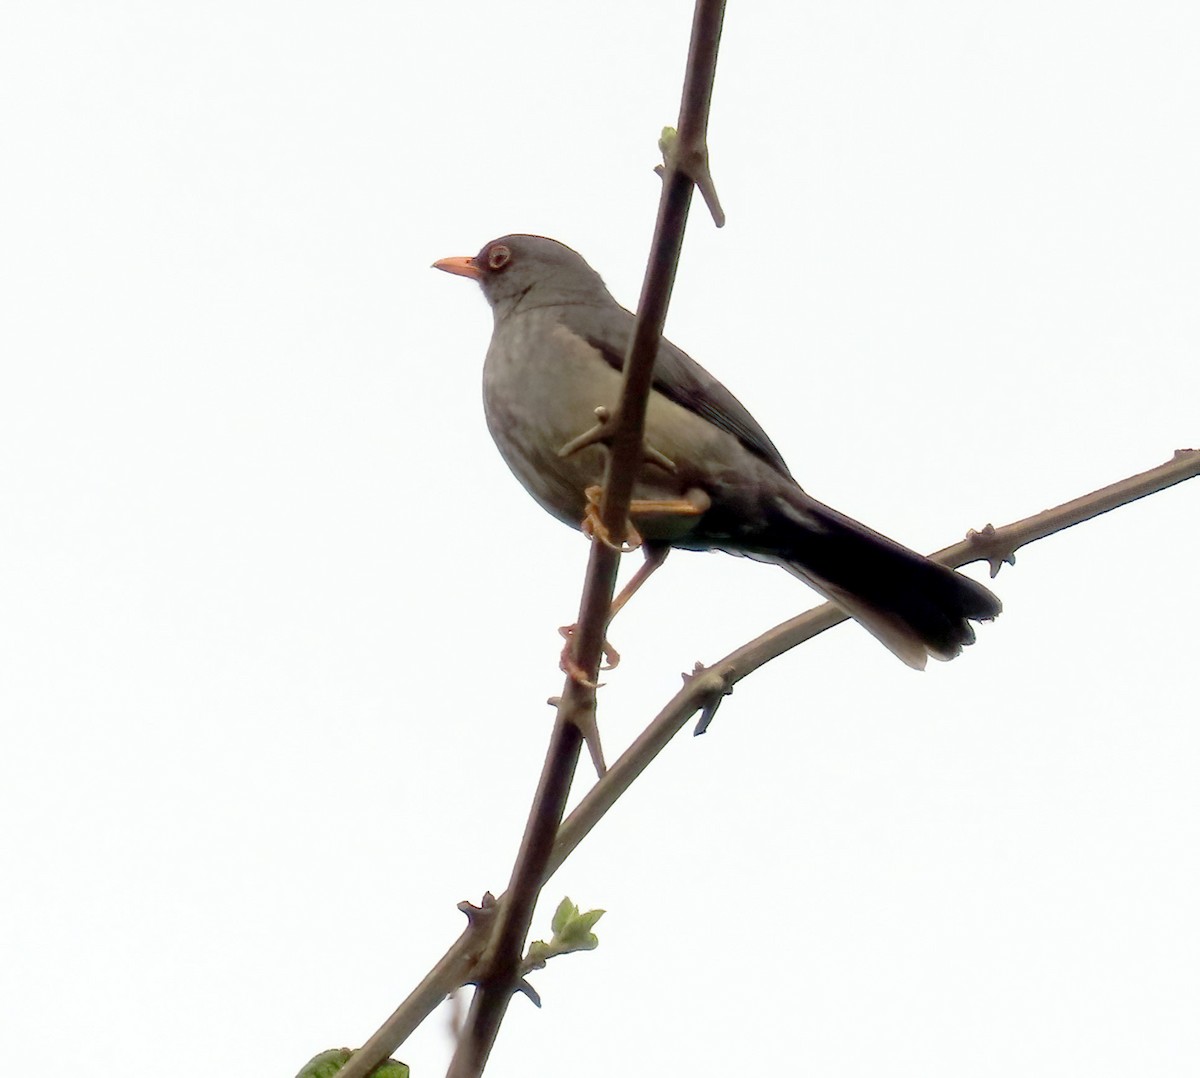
[433,234,610,318]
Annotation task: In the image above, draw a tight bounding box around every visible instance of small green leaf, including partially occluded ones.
[297,1050,352,1078]
[295,1049,409,1078]
[559,909,604,944]
[573,909,605,934]
[524,897,606,970]
[372,1063,410,1078]
[551,897,578,936]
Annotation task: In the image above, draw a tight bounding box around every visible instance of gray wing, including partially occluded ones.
[555,302,795,480]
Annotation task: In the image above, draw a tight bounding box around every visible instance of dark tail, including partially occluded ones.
[765,489,1001,669]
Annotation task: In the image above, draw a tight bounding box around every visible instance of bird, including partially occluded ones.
[433,234,1000,671]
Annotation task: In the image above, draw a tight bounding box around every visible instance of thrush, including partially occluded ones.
[434,234,1000,671]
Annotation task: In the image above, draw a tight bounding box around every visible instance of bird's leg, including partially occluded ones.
[606,544,671,626]
[580,484,711,553]
[558,545,668,686]
[562,487,708,685]
[628,489,712,520]
[581,485,643,553]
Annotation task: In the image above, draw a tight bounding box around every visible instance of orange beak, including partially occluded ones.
[432,255,481,280]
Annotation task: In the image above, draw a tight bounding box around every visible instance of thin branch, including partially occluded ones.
[550,447,1200,858]
[333,448,1198,1078]
[443,3,728,1076]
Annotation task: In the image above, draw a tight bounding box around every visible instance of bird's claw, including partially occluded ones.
[560,656,602,689]
[581,485,643,553]
[558,624,621,688]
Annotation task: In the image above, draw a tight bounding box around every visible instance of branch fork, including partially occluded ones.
[964,522,1019,578]
[681,662,733,735]
[332,451,1200,1078]
[557,405,679,474]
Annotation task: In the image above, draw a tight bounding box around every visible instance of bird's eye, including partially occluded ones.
[487,244,511,271]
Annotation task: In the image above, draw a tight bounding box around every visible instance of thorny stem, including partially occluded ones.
[442,3,728,1077]
[335,447,1199,1078]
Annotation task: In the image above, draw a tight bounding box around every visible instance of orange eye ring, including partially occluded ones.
[487,244,511,271]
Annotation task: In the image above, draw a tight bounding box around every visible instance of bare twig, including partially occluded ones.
[333,449,1198,1078]
[442,3,729,1076]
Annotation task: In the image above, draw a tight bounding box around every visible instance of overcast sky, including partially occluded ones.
[2,3,1198,1076]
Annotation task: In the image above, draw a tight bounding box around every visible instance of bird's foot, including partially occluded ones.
[558,624,621,688]
[581,485,643,553]
[581,485,711,552]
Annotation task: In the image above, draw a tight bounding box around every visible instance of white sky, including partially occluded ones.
[2,3,1198,1076]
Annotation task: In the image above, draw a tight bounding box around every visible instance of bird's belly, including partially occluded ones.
[481,314,774,544]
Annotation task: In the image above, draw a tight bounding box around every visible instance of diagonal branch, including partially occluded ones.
[549,447,1200,854]
[442,3,728,1077]
[331,448,1198,1078]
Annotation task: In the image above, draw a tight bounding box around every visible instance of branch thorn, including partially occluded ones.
[682,662,733,735]
[656,125,725,228]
